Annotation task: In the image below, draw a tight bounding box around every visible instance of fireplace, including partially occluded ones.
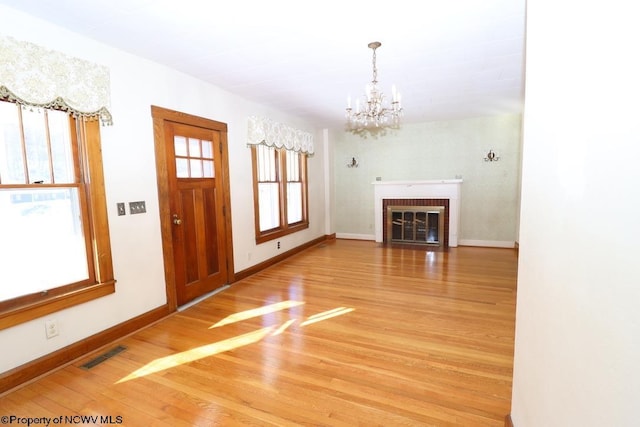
[387,205,445,246]
[373,180,462,247]
[383,199,449,247]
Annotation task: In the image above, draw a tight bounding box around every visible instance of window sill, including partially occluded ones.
[255,222,309,244]
[0,281,116,331]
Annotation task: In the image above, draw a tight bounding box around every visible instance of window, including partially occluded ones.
[0,100,114,330]
[251,144,308,243]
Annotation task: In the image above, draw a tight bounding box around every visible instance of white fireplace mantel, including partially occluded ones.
[372,179,462,247]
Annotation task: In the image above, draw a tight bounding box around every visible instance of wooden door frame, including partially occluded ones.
[151,105,235,311]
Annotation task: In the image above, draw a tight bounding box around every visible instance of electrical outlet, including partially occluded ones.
[45,320,59,339]
[117,202,126,216]
[129,201,146,214]
[277,241,281,250]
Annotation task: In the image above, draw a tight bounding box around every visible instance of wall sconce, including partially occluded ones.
[347,157,359,168]
[484,150,500,162]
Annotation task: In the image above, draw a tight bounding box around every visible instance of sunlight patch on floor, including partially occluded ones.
[210,300,305,328]
[117,305,354,383]
[272,318,296,335]
[300,307,355,326]
[116,326,275,383]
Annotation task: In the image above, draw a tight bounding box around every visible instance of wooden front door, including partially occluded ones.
[152,107,234,309]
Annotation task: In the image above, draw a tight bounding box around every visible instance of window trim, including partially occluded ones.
[251,145,308,244]
[0,112,115,331]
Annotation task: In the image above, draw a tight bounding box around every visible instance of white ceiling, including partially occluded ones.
[1,0,526,129]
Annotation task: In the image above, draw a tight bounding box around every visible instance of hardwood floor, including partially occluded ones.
[0,240,518,426]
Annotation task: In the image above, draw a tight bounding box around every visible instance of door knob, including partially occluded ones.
[172,214,182,225]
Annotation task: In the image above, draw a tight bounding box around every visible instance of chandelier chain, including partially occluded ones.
[371,45,378,84]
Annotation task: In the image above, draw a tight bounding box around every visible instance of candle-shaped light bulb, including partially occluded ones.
[392,84,398,102]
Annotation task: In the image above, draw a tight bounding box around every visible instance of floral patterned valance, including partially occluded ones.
[247,116,314,155]
[0,36,112,125]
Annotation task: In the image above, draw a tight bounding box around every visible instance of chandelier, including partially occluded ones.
[346,41,402,132]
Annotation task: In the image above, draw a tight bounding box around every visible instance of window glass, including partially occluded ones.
[0,102,25,184]
[257,144,277,181]
[176,158,189,178]
[202,140,213,159]
[286,150,303,225]
[22,108,51,183]
[0,187,88,301]
[190,158,203,178]
[287,182,303,224]
[258,182,280,231]
[252,145,307,241]
[174,136,187,156]
[188,138,201,157]
[203,160,214,178]
[49,110,75,183]
[174,136,215,178]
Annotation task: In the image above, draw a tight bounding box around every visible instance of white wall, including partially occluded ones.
[0,5,327,372]
[332,115,522,245]
[511,1,640,425]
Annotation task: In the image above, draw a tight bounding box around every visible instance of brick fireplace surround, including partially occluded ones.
[373,180,462,247]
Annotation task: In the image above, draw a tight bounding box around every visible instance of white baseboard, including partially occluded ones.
[458,239,515,248]
[335,235,514,248]
[336,233,375,241]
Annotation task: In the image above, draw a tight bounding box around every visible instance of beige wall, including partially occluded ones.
[332,114,522,245]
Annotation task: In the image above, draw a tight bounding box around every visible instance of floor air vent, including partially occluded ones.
[80,345,127,370]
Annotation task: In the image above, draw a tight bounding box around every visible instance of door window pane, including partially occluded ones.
[202,140,213,159]
[176,158,189,178]
[190,159,203,177]
[188,138,201,157]
[174,136,187,156]
[203,160,214,178]
[174,136,215,179]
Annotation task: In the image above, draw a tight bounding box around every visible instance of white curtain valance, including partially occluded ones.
[0,36,112,125]
[247,116,314,155]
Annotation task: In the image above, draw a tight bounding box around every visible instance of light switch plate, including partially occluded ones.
[129,201,146,214]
